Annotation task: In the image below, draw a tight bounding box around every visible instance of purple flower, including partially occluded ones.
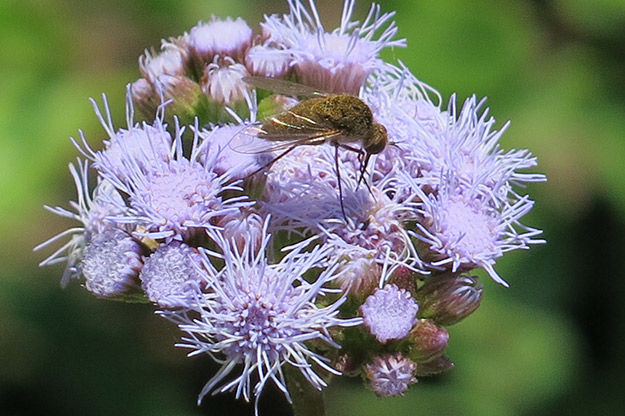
[140,241,205,308]
[361,64,443,184]
[260,145,419,290]
[115,157,237,241]
[139,38,188,84]
[188,16,253,64]
[35,160,126,286]
[160,221,361,407]
[201,57,250,105]
[360,284,419,343]
[84,112,248,242]
[81,228,143,299]
[260,0,405,93]
[360,64,545,285]
[365,353,418,396]
[408,172,543,286]
[369,66,545,204]
[76,89,173,183]
[415,94,545,204]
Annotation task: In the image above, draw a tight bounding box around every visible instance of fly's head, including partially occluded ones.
[364,123,388,155]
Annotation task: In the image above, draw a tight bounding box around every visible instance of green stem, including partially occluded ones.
[285,366,327,416]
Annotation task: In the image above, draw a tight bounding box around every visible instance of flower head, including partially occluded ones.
[161,221,361,406]
[80,228,144,299]
[245,44,292,78]
[198,123,273,180]
[261,0,405,93]
[140,241,205,308]
[114,156,242,241]
[188,16,253,64]
[415,94,545,204]
[201,57,250,105]
[261,145,419,291]
[360,284,419,343]
[81,100,247,242]
[365,353,418,397]
[74,87,173,183]
[35,160,126,286]
[369,68,546,204]
[95,121,173,181]
[139,39,188,84]
[407,171,543,286]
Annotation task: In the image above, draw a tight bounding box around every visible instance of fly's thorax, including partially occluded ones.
[314,94,374,139]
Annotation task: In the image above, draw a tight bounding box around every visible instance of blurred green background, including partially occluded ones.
[2,0,624,415]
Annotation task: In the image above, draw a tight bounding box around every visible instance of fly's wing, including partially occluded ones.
[231,77,338,154]
[242,76,327,98]
[229,115,342,154]
[228,123,276,154]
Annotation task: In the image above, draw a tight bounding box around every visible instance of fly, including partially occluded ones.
[232,76,388,221]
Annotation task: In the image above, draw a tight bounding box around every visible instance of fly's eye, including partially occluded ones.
[365,123,388,154]
[365,124,388,154]
[365,141,383,154]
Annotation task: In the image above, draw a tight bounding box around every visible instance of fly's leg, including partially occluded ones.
[334,144,348,222]
[354,151,374,198]
[356,152,371,189]
[244,145,298,179]
[336,143,374,195]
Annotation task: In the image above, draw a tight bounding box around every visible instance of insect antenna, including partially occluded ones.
[388,140,402,151]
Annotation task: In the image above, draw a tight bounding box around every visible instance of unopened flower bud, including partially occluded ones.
[245,44,292,78]
[336,255,380,296]
[407,319,449,363]
[365,353,418,397]
[81,228,145,301]
[389,265,417,294]
[360,284,419,343]
[140,241,205,308]
[216,208,265,253]
[416,274,483,325]
[130,78,160,119]
[131,75,205,125]
[157,75,207,125]
[188,16,253,75]
[201,57,250,122]
[415,354,454,377]
[139,41,188,84]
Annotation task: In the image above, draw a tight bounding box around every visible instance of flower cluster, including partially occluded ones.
[37,0,545,412]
